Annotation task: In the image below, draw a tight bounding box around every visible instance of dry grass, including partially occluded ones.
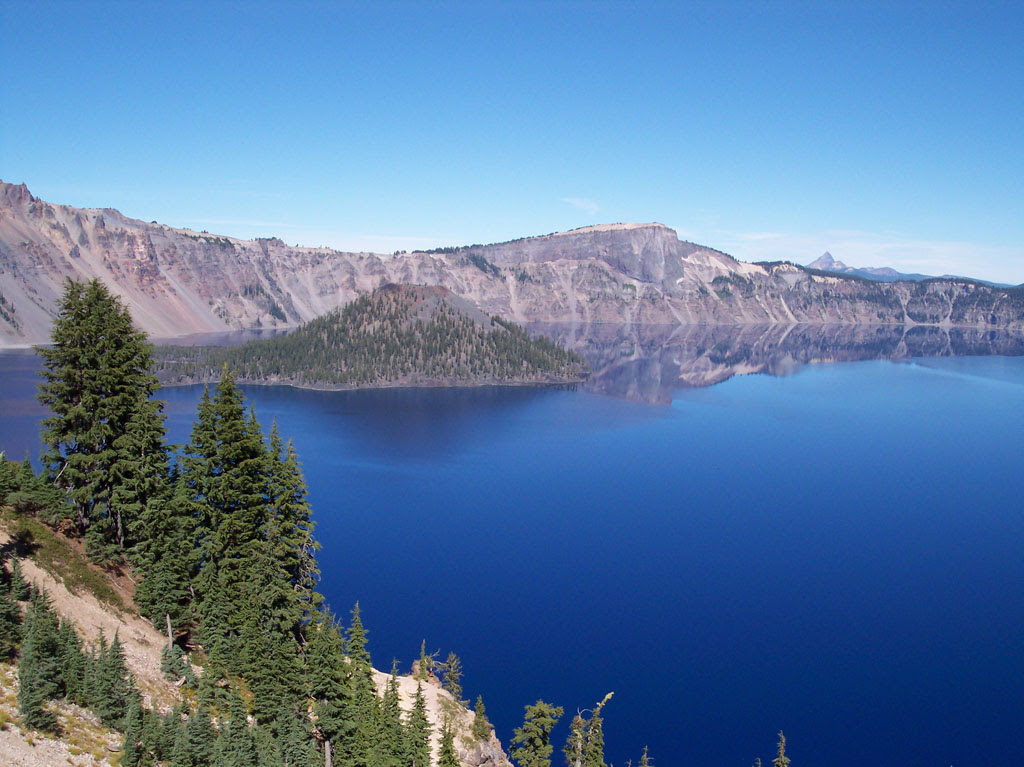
[0,510,126,612]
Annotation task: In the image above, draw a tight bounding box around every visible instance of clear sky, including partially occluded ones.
[2,1,1022,283]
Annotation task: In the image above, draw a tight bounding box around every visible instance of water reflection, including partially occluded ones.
[532,323,1024,404]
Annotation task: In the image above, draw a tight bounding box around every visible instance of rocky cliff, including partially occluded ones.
[3,181,1022,347]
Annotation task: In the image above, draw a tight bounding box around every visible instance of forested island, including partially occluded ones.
[155,284,588,390]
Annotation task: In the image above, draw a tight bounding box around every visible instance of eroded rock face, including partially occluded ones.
[2,181,1022,347]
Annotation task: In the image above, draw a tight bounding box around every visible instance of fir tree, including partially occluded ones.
[472,695,491,741]
[132,482,194,630]
[17,591,61,731]
[0,585,21,658]
[306,609,350,766]
[56,617,87,704]
[404,681,431,767]
[170,714,192,767]
[265,424,321,631]
[37,278,166,559]
[639,746,652,767]
[10,557,30,601]
[443,651,463,703]
[438,719,459,767]
[218,685,258,767]
[510,701,563,767]
[564,693,612,767]
[187,703,217,766]
[121,691,146,767]
[773,731,791,767]
[345,603,376,766]
[374,663,404,767]
[93,631,133,728]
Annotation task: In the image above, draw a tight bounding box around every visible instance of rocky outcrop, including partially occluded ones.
[2,181,1022,347]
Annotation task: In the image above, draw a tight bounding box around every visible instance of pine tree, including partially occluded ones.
[0,585,21,658]
[255,724,285,767]
[564,714,585,767]
[277,705,314,767]
[17,590,61,731]
[345,603,376,766]
[132,480,194,630]
[56,618,87,704]
[187,703,217,766]
[265,424,321,631]
[306,610,349,764]
[639,746,652,767]
[218,685,258,767]
[472,695,491,741]
[10,557,30,601]
[5,458,60,519]
[438,719,459,767]
[373,663,404,767]
[170,714,192,767]
[121,691,145,767]
[773,731,791,767]
[510,701,563,767]
[404,681,431,767]
[37,278,166,560]
[93,631,133,728]
[443,651,463,703]
[182,373,273,652]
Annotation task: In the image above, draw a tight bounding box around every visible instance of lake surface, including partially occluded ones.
[2,337,1023,766]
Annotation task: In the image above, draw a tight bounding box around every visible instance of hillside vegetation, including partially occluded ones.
[156,284,587,388]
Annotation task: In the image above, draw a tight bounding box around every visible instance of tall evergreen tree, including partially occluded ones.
[121,690,146,767]
[472,695,491,741]
[10,557,30,601]
[0,586,21,658]
[404,681,431,767]
[306,610,350,767]
[92,631,134,728]
[443,651,463,703]
[56,617,87,704]
[187,703,217,766]
[563,694,612,767]
[374,664,404,767]
[345,603,377,766]
[17,590,61,731]
[773,732,791,767]
[37,278,166,560]
[510,701,563,767]
[265,424,321,632]
[438,719,460,767]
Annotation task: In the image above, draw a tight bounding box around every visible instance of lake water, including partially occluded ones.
[2,333,1023,767]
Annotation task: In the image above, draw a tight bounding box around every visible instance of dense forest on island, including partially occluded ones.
[0,277,741,767]
[155,284,587,389]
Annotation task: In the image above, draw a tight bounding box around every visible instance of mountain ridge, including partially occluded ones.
[3,181,1023,347]
[806,251,1014,287]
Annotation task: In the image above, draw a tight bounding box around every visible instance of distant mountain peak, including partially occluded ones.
[807,251,846,271]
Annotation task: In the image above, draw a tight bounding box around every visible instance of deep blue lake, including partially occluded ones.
[2,344,1023,766]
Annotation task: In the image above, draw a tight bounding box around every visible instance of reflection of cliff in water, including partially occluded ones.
[531,323,1024,404]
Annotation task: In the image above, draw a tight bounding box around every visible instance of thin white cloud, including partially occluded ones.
[561,197,600,216]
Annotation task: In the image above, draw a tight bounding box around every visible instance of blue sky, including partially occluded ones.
[2,1,1022,282]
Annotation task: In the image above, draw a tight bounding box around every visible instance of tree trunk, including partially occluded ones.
[165,614,173,649]
[324,739,332,767]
